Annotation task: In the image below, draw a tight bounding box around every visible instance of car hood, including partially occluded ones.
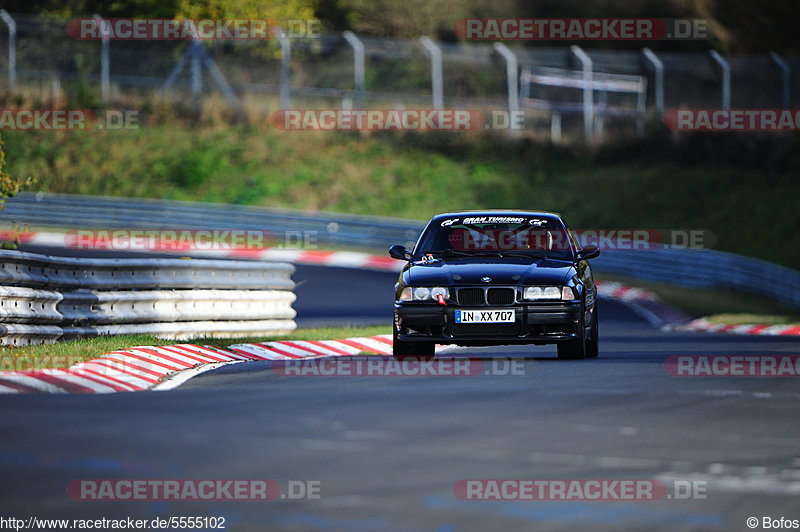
[405,258,574,286]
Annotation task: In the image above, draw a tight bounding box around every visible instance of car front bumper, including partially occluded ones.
[394,301,583,346]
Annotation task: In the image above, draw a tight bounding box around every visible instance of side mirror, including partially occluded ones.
[577,244,600,261]
[389,244,412,261]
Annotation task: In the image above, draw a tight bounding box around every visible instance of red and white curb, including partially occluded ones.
[676,319,800,337]
[595,280,692,329]
[0,335,396,395]
[595,281,657,303]
[596,281,800,337]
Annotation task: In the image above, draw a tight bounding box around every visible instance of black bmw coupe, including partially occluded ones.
[389,211,600,360]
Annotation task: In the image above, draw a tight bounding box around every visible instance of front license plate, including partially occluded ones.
[455,309,515,324]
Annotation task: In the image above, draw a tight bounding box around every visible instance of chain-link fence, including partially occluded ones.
[0,12,798,143]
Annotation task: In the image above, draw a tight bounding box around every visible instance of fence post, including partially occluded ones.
[420,37,443,109]
[190,41,202,116]
[343,31,365,108]
[770,52,790,109]
[570,45,594,145]
[635,77,647,136]
[162,55,188,96]
[199,48,242,115]
[280,32,292,110]
[709,50,730,110]
[0,10,16,91]
[93,14,110,103]
[551,112,562,144]
[493,43,520,138]
[519,66,531,100]
[642,48,664,117]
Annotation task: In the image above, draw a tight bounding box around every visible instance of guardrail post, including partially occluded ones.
[343,31,365,109]
[570,45,594,145]
[0,10,16,90]
[420,37,443,109]
[280,31,292,110]
[770,52,790,109]
[709,50,730,110]
[642,48,664,117]
[93,14,110,103]
[493,42,520,138]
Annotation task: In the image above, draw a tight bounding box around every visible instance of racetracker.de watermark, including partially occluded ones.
[64,229,318,251]
[665,355,800,377]
[0,110,139,131]
[454,18,709,40]
[67,479,321,501]
[67,18,322,40]
[270,109,487,131]
[665,109,800,131]
[444,227,715,252]
[270,357,525,377]
[453,479,707,500]
[0,355,84,373]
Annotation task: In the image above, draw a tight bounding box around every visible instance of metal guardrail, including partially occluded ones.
[0,248,295,290]
[0,287,295,324]
[0,248,297,345]
[2,193,799,310]
[594,249,800,309]
[1,193,425,251]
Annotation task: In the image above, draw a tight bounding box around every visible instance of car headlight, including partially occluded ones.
[523,286,572,300]
[413,287,431,300]
[398,287,449,302]
[430,287,448,300]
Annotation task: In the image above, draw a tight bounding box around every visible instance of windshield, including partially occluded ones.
[414,216,576,261]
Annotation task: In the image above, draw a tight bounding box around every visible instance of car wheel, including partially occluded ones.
[585,306,599,358]
[557,307,586,360]
[392,330,435,360]
[557,337,585,359]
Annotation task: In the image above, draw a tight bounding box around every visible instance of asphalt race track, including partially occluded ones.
[2,246,800,531]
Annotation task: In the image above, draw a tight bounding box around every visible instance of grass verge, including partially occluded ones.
[702,314,800,326]
[0,325,392,372]
[3,126,799,268]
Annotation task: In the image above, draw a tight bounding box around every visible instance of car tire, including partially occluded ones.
[557,305,586,360]
[392,330,435,360]
[557,337,585,359]
[585,306,599,358]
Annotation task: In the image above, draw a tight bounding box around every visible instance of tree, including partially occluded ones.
[175,0,316,23]
[342,0,466,38]
[693,0,800,55]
